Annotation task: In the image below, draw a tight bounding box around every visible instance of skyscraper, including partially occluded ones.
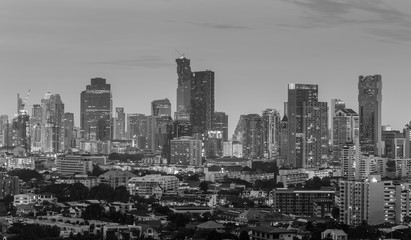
[80,78,112,141]
[126,113,146,140]
[41,92,64,152]
[191,70,215,134]
[175,57,192,120]
[114,107,125,140]
[213,112,228,142]
[330,99,346,146]
[358,75,382,156]
[303,101,328,168]
[262,109,281,159]
[149,99,172,152]
[332,108,359,161]
[279,115,289,162]
[287,84,319,168]
[63,112,75,150]
[243,114,263,159]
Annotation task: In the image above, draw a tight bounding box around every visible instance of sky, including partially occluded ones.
[1,0,411,137]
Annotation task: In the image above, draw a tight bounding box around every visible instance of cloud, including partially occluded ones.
[283,0,411,42]
[93,56,173,69]
[190,22,248,30]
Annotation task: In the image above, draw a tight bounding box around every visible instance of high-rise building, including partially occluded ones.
[41,92,64,152]
[149,99,172,152]
[303,101,328,168]
[170,136,202,165]
[175,57,192,121]
[330,99,346,146]
[213,112,228,142]
[243,114,263,159]
[15,111,30,152]
[114,107,125,140]
[80,78,112,141]
[63,112,75,150]
[340,142,359,180]
[333,108,359,161]
[279,115,289,162]
[262,109,281,159]
[358,75,383,156]
[173,119,192,138]
[287,84,319,168]
[191,70,214,134]
[382,130,404,159]
[0,115,8,147]
[30,104,42,151]
[126,113,146,140]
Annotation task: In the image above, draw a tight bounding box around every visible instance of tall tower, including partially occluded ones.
[330,99,346,146]
[175,57,192,120]
[287,84,319,168]
[41,92,64,152]
[358,75,382,156]
[191,70,215,134]
[150,99,172,152]
[80,78,112,141]
[262,109,281,159]
[114,107,125,140]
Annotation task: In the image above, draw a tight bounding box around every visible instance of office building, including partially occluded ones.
[191,70,214,134]
[358,75,383,156]
[56,155,93,175]
[330,99,346,145]
[41,92,65,152]
[170,136,202,165]
[173,119,192,138]
[175,57,192,121]
[126,113,146,140]
[262,109,281,159]
[243,114,263,159]
[279,115,289,162]
[80,78,112,141]
[114,107,125,140]
[204,130,223,158]
[287,84,319,168]
[63,112,75,150]
[213,112,228,142]
[149,99,172,152]
[382,130,404,159]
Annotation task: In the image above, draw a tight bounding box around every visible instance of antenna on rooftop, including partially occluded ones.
[175,48,185,58]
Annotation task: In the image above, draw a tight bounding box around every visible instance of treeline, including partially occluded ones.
[108,153,144,162]
[40,183,130,202]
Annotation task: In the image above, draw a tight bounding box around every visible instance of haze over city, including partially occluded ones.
[2,0,411,135]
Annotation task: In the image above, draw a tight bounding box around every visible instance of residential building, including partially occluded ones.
[0,176,19,199]
[175,56,192,121]
[98,170,137,189]
[41,92,65,152]
[262,109,281,159]
[333,108,359,161]
[114,107,125,140]
[127,174,179,197]
[213,112,228,142]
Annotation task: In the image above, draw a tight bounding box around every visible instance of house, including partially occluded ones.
[321,229,348,240]
[249,226,297,240]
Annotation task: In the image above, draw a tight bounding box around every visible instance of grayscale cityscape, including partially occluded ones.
[1,1,411,240]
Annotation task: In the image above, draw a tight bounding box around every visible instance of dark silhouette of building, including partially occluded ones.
[176,57,192,120]
[243,114,263,159]
[63,112,75,150]
[287,84,319,168]
[358,75,382,156]
[80,78,112,141]
[191,70,215,134]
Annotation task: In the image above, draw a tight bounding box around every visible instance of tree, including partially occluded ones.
[114,186,130,202]
[8,169,43,182]
[88,183,116,202]
[175,214,187,228]
[82,204,105,220]
[90,164,107,176]
[332,207,340,220]
[239,230,250,240]
[69,182,89,201]
[199,181,209,192]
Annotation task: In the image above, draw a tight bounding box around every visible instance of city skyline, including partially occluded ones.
[2,0,411,137]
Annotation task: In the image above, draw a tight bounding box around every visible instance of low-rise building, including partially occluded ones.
[99,170,136,189]
[321,229,348,240]
[56,155,93,175]
[127,174,179,198]
[249,226,297,240]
